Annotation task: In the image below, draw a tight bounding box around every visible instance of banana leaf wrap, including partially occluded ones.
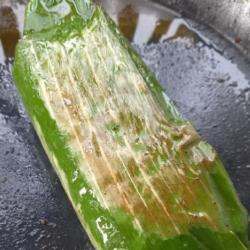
[13,0,249,249]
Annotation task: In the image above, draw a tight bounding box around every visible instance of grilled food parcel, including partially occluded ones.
[13,0,249,249]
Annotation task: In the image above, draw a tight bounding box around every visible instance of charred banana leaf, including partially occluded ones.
[13,0,249,249]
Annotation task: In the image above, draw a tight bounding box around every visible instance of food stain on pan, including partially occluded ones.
[101,1,198,45]
[0,0,26,63]
[0,6,20,59]
[117,5,139,42]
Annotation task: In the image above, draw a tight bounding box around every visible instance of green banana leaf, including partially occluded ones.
[13,0,249,249]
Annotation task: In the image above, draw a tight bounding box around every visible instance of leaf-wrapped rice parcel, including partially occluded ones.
[13,0,249,249]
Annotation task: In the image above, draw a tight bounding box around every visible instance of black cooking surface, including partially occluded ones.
[0,1,250,249]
